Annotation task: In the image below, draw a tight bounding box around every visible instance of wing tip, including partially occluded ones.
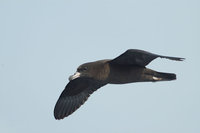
[53,92,92,120]
[160,56,185,61]
[54,114,68,120]
[54,108,71,120]
[179,58,185,61]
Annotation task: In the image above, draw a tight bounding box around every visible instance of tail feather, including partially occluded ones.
[154,72,176,81]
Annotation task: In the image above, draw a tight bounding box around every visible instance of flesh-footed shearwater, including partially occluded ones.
[54,49,184,119]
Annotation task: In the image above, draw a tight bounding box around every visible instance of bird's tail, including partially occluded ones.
[143,68,176,82]
[153,71,176,81]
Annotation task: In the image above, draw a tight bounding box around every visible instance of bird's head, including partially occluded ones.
[68,60,110,81]
[69,62,94,81]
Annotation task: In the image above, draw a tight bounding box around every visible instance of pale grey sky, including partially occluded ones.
[0,0,200,133]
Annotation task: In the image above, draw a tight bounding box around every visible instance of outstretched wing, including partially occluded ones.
[110,49,184,67]
[54,77,105,119]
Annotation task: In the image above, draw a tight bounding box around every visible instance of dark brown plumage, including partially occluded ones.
[54,49,184,119]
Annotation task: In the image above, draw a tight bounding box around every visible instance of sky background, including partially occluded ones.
[0,0,200,133]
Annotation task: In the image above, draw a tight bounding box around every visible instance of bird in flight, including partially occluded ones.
[54,49,184,120]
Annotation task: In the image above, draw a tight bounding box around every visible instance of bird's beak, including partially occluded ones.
[69,72,81,81]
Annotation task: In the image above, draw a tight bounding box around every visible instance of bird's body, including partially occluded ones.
[54,49,184,119]
[108,64,147,84]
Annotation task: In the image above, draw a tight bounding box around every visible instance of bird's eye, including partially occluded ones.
[82,67,87,71]
[77,67,87,72]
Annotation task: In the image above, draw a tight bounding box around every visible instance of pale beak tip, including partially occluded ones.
[68,75,73,81]
[68,72,81,81]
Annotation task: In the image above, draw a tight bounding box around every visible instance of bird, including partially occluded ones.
[54,49,184,120]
